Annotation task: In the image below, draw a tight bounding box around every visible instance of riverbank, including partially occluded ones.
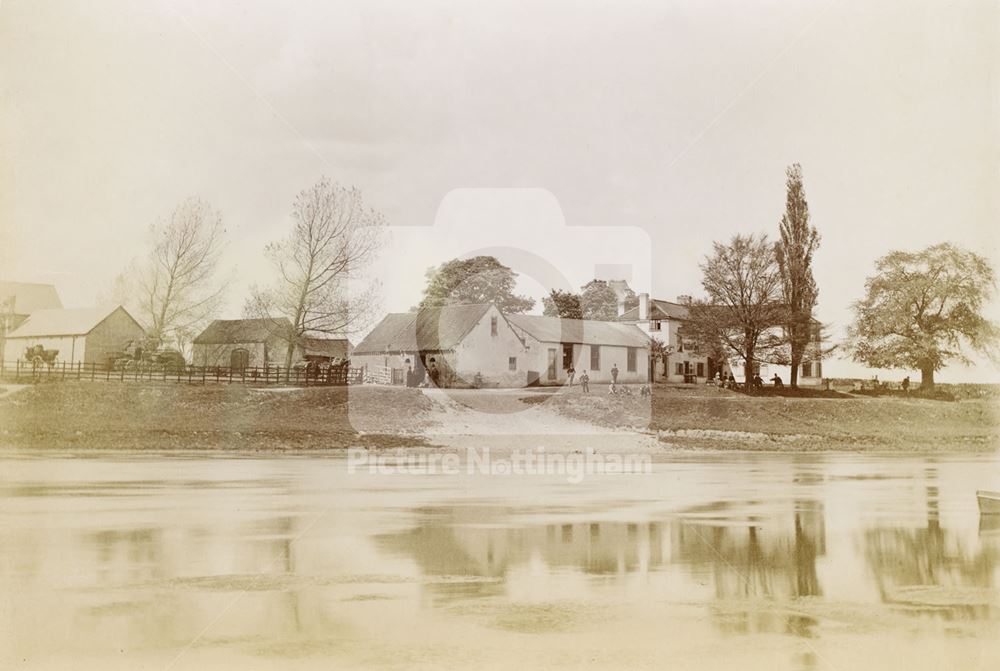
[1,381,997,452]
[528,383,1000,452]
[0,382,433,450]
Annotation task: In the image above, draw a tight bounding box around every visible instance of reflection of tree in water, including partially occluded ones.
[671,500,826,638]
[862,484,998,618]
[375,500,826,618]
[672,500,826,601]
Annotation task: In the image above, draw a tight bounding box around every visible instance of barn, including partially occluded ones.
[191,318,294,369]
[353,303,651,387]
[191,318,352,370]
[4,305,145,365]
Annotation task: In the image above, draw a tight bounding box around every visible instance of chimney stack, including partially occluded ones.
[677,295,692,306]
[617,299,626,317]
[639,293,649,321]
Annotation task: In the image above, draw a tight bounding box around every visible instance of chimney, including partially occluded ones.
[617,299,626,317]
[677,295,692,306]
[639,293,649,321]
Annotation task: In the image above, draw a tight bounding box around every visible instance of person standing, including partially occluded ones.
[580,370,590,393]
[567,364,576,386]
[611,363,619,385]
[901,376,910,394]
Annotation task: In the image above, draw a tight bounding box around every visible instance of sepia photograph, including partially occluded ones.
[1,1,998,669]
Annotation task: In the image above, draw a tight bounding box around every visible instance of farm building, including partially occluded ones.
[4,305,145,365]
[192,318,293,369]
[191,318,351,370]
[353,303,651,388]
[0,282,63,361]
[506,313,650,385]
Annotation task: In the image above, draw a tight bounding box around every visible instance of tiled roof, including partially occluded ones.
[193,318,293,344]
[7,305,139,338]
[506,314,650,347]
[0,282,63,315]
[354,304,492,354]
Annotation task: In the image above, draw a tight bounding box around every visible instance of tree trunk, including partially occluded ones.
[920,364,935,389]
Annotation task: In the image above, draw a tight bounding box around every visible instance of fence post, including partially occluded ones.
[15,360,19,382]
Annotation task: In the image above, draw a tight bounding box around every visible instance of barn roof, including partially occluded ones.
[302,336,352,358]
[6,305,139,338]
[193,318,293,344]
[0,282,63,315]
[354,304,492,354]
[506,314,650,347]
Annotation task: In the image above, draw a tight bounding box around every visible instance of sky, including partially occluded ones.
[1,0,998,382]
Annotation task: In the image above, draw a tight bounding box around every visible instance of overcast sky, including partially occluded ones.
[2,0,997,381]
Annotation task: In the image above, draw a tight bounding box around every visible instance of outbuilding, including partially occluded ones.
[4,305,145,365]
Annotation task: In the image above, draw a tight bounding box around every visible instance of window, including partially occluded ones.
[696,362,705,377]
[676,363,684,375]
[490,316,498,336]
[801,362,812,378]
[627,347,637,372]
[815,362,822,377]
[508,357,517,371]
[590,345,600,371]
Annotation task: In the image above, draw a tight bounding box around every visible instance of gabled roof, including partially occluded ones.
[617,298,691,322]
[7,305,140,338]
[506,314,650,347]
[354,304,492,354]
[0,282,63,315]
[302,336,352,358]
[193,318,293,345]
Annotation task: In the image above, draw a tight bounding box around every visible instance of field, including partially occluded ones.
[0,382,433,450]
[527,383,1000,452]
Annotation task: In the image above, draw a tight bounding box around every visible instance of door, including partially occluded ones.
[547,348,558,381]
[230,348,249,372]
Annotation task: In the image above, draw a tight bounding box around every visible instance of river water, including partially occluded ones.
[1,450,998,670]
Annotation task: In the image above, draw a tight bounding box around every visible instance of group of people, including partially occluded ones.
[567,363,622,394]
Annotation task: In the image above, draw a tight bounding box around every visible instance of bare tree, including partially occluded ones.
[108,198,229,350]
[685,234,784,384]
[246,177,386,369]
[775,163,821,388]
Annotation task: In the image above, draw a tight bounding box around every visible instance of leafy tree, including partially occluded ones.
[542,289,583,319]
[684,234,784,383]
[419,256,534,313]
[774,164,821,388]
[247,177,386,369]
[846,243,999,388]
[579,280,620,320]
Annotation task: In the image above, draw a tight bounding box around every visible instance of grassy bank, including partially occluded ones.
[0,382,433,450]
[526,384,1000,452]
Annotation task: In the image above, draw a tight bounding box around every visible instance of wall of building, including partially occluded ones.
[451,306,531,387]
[5,335,85,364]
[192,339,296,368]
[85,308,146,365]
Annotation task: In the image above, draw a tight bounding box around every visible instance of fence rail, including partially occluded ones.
[0,360,363,387]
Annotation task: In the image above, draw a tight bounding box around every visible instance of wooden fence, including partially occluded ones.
[0,360,363,387]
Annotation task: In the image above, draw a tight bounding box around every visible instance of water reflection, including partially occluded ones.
[1,453,998,670]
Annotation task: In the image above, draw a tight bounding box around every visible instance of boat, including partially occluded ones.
[977,490,1000,514]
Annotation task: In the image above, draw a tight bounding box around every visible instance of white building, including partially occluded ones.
[353,303,650,387]
[618,291,824,386]
[4,305,145,365]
